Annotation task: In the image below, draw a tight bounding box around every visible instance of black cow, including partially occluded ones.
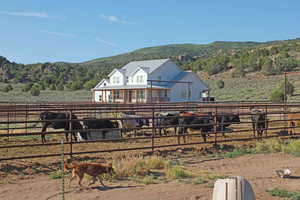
[217,113,240,136]
[156,113,179,136]
[40,112,82,144]
[177,112,240,144]
[177,112,214,144]
[250,110,268,139]
[79,117,119,140]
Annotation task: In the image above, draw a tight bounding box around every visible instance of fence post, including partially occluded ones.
[151,107,155,151]
[61,140,65,200]
[7,111,10,141]
[265,106,268,137]
[69,110,73,160]
[214,107,218,147]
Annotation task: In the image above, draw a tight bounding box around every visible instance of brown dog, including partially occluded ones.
[64,162,114,187]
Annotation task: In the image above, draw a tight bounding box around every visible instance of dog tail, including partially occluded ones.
[64,163,73,171]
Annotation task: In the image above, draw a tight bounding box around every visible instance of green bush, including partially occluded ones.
[216,80,225,89]
[30,86,40,96]
[278,80,295,96]
[270,90,284,102]
[22,83,33,92]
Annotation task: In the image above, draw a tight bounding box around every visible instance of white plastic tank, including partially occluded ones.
[212,176,255,200]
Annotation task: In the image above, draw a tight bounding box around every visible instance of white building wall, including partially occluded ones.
[94,90,111,102]
[170,72,208,102]
[129,69,148,85]
[109,70,125,86]
[149,60,182,83]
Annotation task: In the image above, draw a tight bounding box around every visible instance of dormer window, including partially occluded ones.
[136,75,144,83]
[113,77,120,84]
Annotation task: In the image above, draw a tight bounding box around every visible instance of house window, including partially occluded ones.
[158,76,162,81]
[164,90,168,98]
[136,75,144,83]
[115,90,120,99]
[113,76,120,84]
[137,90,145,99]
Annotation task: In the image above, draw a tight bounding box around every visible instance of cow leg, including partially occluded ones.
[65,132,69,142]
[41,124,47,144]
[201,131,207,142]
[252,122,256,138]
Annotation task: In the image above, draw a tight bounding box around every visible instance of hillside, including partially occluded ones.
[83,41,262,66]
[0,38,300,96]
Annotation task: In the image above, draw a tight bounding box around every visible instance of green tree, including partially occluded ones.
[83,79,99,90]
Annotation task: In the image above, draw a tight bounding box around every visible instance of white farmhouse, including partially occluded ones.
[92,58,210,103]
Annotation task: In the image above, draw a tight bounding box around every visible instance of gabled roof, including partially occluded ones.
[94,79,109,89]
[121,58,170,76]
[164,70,210,90]
[130,67,150,76]
[108,68,126,77]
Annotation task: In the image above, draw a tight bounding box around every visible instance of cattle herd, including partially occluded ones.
[39,109,271,144]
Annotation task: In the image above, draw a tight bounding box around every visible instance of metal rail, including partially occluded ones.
[1,101,300,161]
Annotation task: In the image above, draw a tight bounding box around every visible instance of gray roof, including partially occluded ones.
[121,58,170,76]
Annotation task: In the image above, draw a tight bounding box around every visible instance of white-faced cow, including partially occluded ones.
[40,112,82,144]
[117,114,149,137]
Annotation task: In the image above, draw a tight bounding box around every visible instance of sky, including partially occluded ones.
[0,0,300,64]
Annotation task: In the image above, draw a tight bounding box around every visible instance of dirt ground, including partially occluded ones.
[0,153,299,200]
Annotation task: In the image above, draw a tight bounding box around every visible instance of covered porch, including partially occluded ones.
[96,88,170,103]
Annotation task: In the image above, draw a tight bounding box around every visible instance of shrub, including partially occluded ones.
[139,175,156,185]
[278,80,295,96]
[22,83,33,92]
[166,166,192,179]
[1,84,13,92]
[255,139,284,153]
[270,90,284,102]
[216,80,225,89]
[57,84,64,91]
[49,84,56,90]
[30,86,40,96]
[112,156,169,179]
[266,188,300,200]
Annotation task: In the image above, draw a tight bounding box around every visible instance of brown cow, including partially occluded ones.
[287,113,300,135]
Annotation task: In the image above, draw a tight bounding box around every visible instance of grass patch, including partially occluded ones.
[166,166,192,179]
[112,155,169,180]
[266,188,300,200]
[193,176,208,185]
[49,170,66,179]
[137,175,157,185]
[211,148,256,158]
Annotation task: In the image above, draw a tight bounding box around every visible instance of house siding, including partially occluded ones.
[170,72,208,102]
[149,60,181,83]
